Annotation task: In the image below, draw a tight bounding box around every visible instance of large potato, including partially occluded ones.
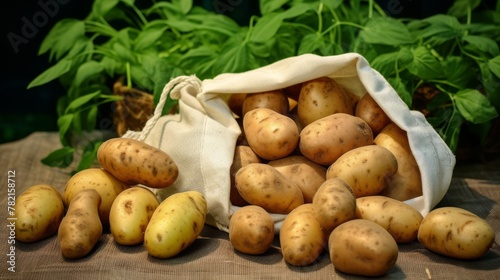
[15,184,65,243]
[242,90,289,116]
[355,94,391,135]
[144,191,207,259]
[63,168,129,225]
[230,145,261,207]
[297,77,357,126]
[300,113,373,165]
[98,138,179,189]
[374,123,422,201]
[58,189,102,259]
[109,186,159,245]
[229,205,275,255]
[268,155,326,203]
[243,108,299,160]
[329,219,398,277]
[418,207,495,260]
[235,163,304,214]
[356,196,423,243]
[312,178,356,234]
[326,145,398,197]
[280,203,326,266]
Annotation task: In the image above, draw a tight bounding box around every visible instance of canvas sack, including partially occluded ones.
[122,53,456,233]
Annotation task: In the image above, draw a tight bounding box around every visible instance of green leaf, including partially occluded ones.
[134,25,168,51]
[408,46,444,80]
[73,61,104,87]
[479,61,500,109]
[441,56,474,89]
[419,15,463,45]
[88,0,120,18]
[360,17,414,46]
[27,59,72,89]
[320,0,344,10]
[65,91,101,114]
[39,19,85,59]
[40,147,75,168]
[57,114,74,146]
[298,33,324,54]
[447,0,481,18]
[113,42,135,62]
[488,55,500,78]
[463,35,499,56]
[442,110,463,153]
[454,89,498,124]
[76,141,101,172]
[250,13,284,43]
[85,106,99,131]
[172,0,192,14]
[259,0,289,14]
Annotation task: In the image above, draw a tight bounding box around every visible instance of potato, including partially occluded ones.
[417,207,495,260]
[144,191,207,258]
[329,219,398,277]
[356,196,423,243]
[109,186,159,245]
[230,145,261,207]
[268,155,326,203]
[14,184,65,243]
[374,123,422,201]
[243,108,299,160]
[300,113,373,165]
[280,203,326,266]
[297,77,356,126]
[355,94,391,135]
[227,93,246,117]
[242,90,289,116]
[235,163,304,214]
[326,145,398,197]
[63,168,128,225]
[97,137,179,189]
[58,189,103,259]
[229,205,274,255]
[312,178,356,234]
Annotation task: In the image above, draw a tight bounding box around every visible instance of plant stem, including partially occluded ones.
[126,62,132,88]
[317,2,324,34]
[368,0,373,18]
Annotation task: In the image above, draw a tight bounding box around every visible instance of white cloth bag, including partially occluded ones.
[123,53,456,232]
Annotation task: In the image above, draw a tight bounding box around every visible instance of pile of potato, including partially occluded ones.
[226,77,495,276]
[14,138,208,260]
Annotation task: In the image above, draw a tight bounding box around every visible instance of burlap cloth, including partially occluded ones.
[1,132,499,280]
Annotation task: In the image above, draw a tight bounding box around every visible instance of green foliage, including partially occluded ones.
[30,0,500,171]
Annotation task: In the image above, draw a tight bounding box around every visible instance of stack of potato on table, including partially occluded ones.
[13,76,495,277]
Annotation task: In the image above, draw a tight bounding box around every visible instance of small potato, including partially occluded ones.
[312,178,356,234]
[15,184,65,243]
[326,145,398,197]
[235,163,304,214]
[355,94,391,135]
[280,203,326,266]
[230,146,261,207]
[300,113,373,165]
[268,155,326,203]
[242,90,289,116]
[356,196,423,243]
[63,168,129,225]
[109,187,159,245]
[98,138,179,189]
[374,123,422,201]
[297,77,356,126]
[144,191,207,259]
[229,205,274,255]
[58,189,103,259]
[417,207,495,260]
[329,219,398,277]
[243,108,299,161]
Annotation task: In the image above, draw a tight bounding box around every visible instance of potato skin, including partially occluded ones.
[229,205,275,255]
[242,90,289,116]
[109,187,159,245]
[356,196,423,243]
[374,123,422,201]
[63,168,128,225]
[300,113,373,165]
[98,138,179,189]
[144,191,207,259]
[297,77,356,126]
[235,163,304,214]
[58,189,102,259]
[243,108,299,160]
[417,207,495,260]
[268,155,326,203]
[15,185,65,243]
[312,178,356,234]
[280,204,326,266]
[230,146,261,207]
[329,219,398,277]
[355,94,391,135]
[326,145,398,197]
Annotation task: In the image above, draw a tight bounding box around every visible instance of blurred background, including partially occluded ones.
[0,0,456,144]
